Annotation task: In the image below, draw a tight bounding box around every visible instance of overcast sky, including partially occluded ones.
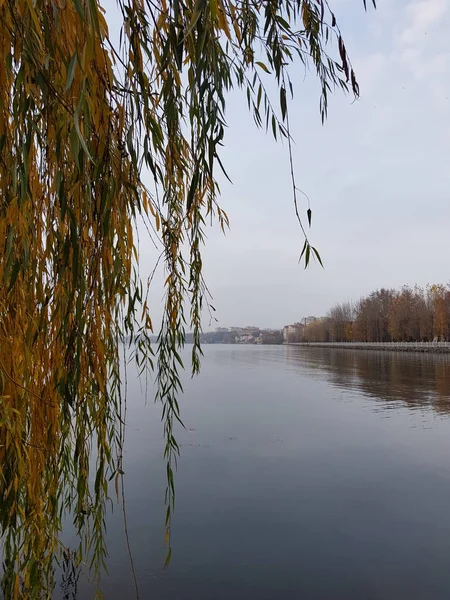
[122,0,450,329]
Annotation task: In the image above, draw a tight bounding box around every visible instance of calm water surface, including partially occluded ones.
[64,346,450,599]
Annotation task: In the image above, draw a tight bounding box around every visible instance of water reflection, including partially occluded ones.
[59,550,80,600]
[287,346,450,414]
[54,345,450,600]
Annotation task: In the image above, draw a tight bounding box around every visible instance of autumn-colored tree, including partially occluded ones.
[344,321,353,342]
[305,284,443,345]
[354,289,394,342]
[388,286,429,342]
[327,302,353,342]
[301,318,331,342]
[431,284,450,341]
[416,285,433,341]
[0,0,371,596]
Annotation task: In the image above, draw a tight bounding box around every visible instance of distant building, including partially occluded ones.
[302,316,317,326]
[235,334,255,344]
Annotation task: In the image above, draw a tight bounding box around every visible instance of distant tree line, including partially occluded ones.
[301,285,450,343]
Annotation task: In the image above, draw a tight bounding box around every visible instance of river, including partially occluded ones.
[61,345,450,599]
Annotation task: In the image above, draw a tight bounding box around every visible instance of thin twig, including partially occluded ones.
[119,341,140,599]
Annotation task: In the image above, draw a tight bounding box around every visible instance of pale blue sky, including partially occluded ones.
[107,0,450,329]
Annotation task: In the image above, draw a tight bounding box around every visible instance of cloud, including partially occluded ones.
[400,0,447,46]
[395,0,449,80]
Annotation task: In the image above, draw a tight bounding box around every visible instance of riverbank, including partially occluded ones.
[287,342,450,353]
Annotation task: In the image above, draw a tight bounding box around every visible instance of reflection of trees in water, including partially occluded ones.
[289,347,450,415]
[59,549,80,600]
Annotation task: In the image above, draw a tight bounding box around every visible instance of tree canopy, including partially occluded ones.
[0,0,371,596]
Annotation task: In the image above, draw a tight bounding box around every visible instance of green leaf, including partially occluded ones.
[186,169,199,212]
[87,0,100,34]
[164,547,172,568]
[275,15,290,30]
[29,561,39,589]
[288,80,294,99]
[299,239,307,264]
[280,86,287,121]
[312,246,324,267]
[305,244,310,269]
[65,54,77,92]
[186,0,205,36]
[307,208,312,227]
[173,350,184,368]
[74,92,93,163]
[8,261,20,292]
[69,128,80,171]
[72,0,84,20]
[4,227,14,271]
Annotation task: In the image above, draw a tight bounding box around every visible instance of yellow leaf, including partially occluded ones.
[13,574,19,600]
[256,61,270,73]
[217,1,231,40]
[209,0,217,20]
[142,190,148,213]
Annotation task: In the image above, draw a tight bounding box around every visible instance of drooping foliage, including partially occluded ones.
[0,0,367,596]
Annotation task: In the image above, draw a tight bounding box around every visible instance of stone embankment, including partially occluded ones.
[288,342,450,353]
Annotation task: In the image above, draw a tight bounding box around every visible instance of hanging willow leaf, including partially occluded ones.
[305,244,311,268]
[256,61,271,74]
[0,0,368,597]
[280,86,287,121]
[312,246,324,268]
[65,53,78,92]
